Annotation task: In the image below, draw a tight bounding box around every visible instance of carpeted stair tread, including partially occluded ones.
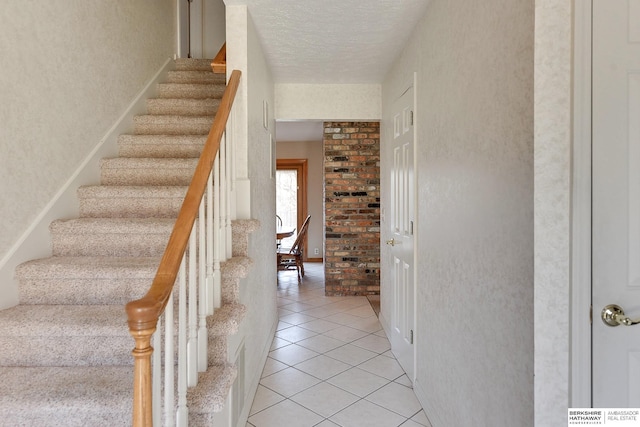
[50,218,175,257]
[118,134,206,158]
[156,83,225,100]
[17,256,160,305]
[165,70,226,84]
[3,57,259,422]
[50,217,176,234]
[147,97,220,116]
[207,303,247,336]
[78,185,187,218]
[0,305,134,367]
[0,366,131,426]
[100,157,198,186]
[17,255,160,279]
[133,114,213,135]
[187,363,237,418]
[221,256,254,280]
[231,219,261,257]
[0,305,126,336]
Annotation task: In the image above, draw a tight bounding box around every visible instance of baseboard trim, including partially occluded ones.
[306,258,323,263]
[237,314,278,427]
[414,377,439,427]
[0,58,174,310]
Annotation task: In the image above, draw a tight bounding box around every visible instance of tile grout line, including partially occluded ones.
[247,263,428,427]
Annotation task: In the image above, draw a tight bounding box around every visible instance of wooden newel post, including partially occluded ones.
[130,327,156,427]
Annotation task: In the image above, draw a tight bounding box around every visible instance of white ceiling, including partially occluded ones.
[224,0,430,141]
[225,0,430,84]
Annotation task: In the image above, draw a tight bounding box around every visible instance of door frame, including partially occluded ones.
[276,159,309,257]
[571,0,592,407]
[177,0,190,58]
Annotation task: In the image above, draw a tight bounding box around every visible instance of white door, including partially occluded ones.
[592,0,640,407]
[388,84,415,381]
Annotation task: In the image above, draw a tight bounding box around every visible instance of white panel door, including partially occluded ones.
[388,84,415,381]
[592,0,640,407]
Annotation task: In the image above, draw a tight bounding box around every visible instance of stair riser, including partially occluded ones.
[165,70,226,85]
[134,117,212,135]
[146,98,220,116]
[79,196,184,218]
[51,233,170,257]
[175,58,214,71]
[19,278,154,305]
[222,278,240,306]
[157,83,225,99]
[208,336,228,366]
[0,336,132,367]
[101,167,195,186]
[119,142,204,158]
[117,135,205,158]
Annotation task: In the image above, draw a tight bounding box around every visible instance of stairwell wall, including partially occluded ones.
[226,5,278,424]
[0,0,175,309]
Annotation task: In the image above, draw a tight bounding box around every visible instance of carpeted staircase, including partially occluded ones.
[0,59,257,426]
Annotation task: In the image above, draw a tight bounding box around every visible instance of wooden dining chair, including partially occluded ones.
[276,215,283,248]
[277,215,311,281]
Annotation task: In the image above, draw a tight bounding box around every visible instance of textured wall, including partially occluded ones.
[382,0,534,425]
[533,0,573,424]
[276,140,324,258]
[324,122,380,296]
[231,5,279,416]
[0,0,174,268]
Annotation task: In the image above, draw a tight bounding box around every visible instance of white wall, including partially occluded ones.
[0,0,175,307]
[275,84,381,120]
[533,0,574,424]
[226,5,279,421]
[382,0,535,425]
[190,0,226,58]
[276,140,324,258]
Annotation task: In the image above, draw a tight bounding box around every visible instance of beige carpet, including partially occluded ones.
[0,59,256,426]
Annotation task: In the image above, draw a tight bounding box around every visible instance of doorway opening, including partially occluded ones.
[276,159,308,254]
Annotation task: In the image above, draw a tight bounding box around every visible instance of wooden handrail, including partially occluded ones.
[212,43,226,74]
[126,69,241,426]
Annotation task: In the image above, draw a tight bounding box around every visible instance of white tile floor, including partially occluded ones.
[247,263,432,427]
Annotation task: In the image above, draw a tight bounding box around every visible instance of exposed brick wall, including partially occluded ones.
[324,122,380,296]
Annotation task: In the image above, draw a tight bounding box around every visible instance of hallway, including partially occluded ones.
[247,263,431,427]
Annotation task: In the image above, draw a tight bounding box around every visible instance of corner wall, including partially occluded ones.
[533,0,574,424]
[382,0,535,424]
[226,5,278,423]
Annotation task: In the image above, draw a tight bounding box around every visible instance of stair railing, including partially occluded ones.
[126,68,241,427]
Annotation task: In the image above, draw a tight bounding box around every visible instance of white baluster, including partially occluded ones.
[224,131,233,259]
[208,169,217,314]
[176,258,188,426]
[213,154,222,309]
[152,317,162,427]
[187,226,198,387]
[198,200,208,372]
[220,134,228,261]
[164,293,175,427]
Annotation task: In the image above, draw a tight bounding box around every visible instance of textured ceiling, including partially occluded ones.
[225,0,430,84]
